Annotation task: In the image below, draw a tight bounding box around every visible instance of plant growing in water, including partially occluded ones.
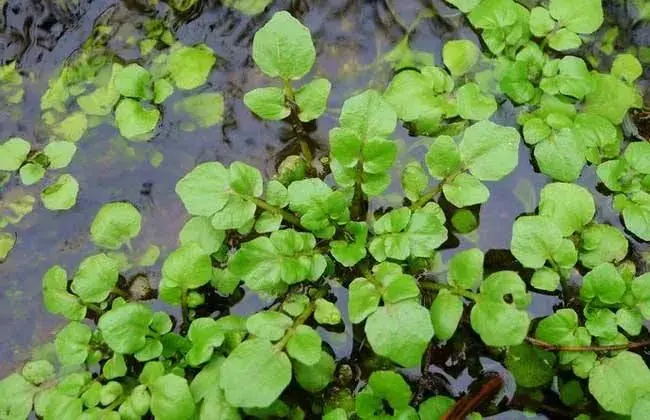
[1,2,650,419]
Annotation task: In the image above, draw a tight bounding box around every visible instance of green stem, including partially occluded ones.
[351,161,365,221]
[283,80,314,166]
[112,288,130,299]
[249,196,303,228]
[273,303,316,351]
[419,281,479,300]
[180,289,190,334]
[525,337,650,352]
[410,184,443,210]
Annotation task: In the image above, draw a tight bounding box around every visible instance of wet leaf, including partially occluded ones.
[168,44,216,90]
[90,202,142,250]
[115,98,160,139]
[0,137,31,171]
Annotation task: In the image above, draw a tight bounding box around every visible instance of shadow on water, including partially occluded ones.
[0,0,649,416]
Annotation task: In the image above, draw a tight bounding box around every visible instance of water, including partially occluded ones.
[0,0,648,416]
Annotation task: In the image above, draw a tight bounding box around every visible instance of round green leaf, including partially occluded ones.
[442,40,480,77]
[294,351,335,393]
[43,141,77,170]
[162,243,213,290]
[611,53,643,83]
[246,311,293,341]
[115,64,152,99]
[580,223,629,268]
[535,308,578,345]
[295,78,331,122]
[287,325,322,365]
[589,352,650,415]
[179,216,225,255]
[580,263,626,305]
[538,182,595,236]
[55,322,92,365]
[0,137,30,171]
[314,298,342,325]
[425,135,461,180]
[244,87,290,120]
[456,82,496,120]
[70,253,119,303]
[511,215,563,268]
[150,374,195,420]
[549,0,603,33]
[98,303,153,354]
[90,202,142,250]
[41,174,79,210]
[448,248,484,290]
[459,120,520,181]
[42,265,86,320]
[168,44,216,90]
[430,289,463,341]
[115,98,160,139]
[505,344,556,388]
[443,172,490,208]
[19,163,45,185]
[22,360,55,385]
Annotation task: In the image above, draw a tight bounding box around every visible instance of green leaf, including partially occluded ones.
[0,137,30,171]
[162,243,213,290]
[500,61,537,104]
[22,360,55,385]
[348,277,381,324]
[581,263,626,305]
[294,351,335,393]
[540,57,593,100]
[100,381,123,406]
[229,229,326,294]
[430,289,463,341]
[314,298,342,325]
[419,396,455,420]
[153,78,174,104]
[252,11,315,80]
[620,192,650,241]
[220,338,292,408]
[505,344,556,388]
[426,135,461,179]
[115,64,152,99]
[287,325,322,365]
[77,64,122,115]
[115,99,160,140]
[42,265,86,320]
[265,180,289,207]
[529,7,555,37]
[535,308,578,345]
[612,53,643,83]
[538,182,595,236]
[572,113,620,164]
[55,322,92,365]
[330,222,368,267]
[363,138,397,174]
[41,174,79,211]
[547,29,582,51]
[150,374,195,420]
[187,318,225,366]
[221,0,273,15]
[511,215,564,268]
[0,232,15,262]
[589,352,650,415]
[534,129,585,182]
[443,172,490,207]
[401,161,428,202]
[340,90,396,139]
[531,267,560,291]
[295,78,331,122]
[365,300,434,367]
[70,253,119,303]
[579,223,628,268]
[255,211,282,233]
[98,303,153,354]
[374,263,420,304]
[456,82,496,120]
[585,73,642,124]
[369,204,447,261]
[90,202,142,250]
[368,371,412,410]
[523,118,551,144]
[244,87,290,120]
[616,308,643,336]
[168,44,216,90]
[43,141,77,169]
[0,373,37,420]
[246,311,293,341]
[19,162,45,186]
[176,162,230,216]
[549,0,603,33]
[53,112,88,143]
[633,397,650,420]
[442,40,480,77]
[179,216,225,255]
[103,353,127,379]
[460,120,520,181]
[383,69,443,124]
[174,92,224,129]
[448,248,484,290]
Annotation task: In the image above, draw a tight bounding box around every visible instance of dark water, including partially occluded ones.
[0,0,648,416]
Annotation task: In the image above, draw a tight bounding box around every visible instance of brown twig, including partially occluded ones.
[525,337,650,352]
[443,375,504,420]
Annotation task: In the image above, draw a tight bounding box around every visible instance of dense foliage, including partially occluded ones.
[1,0,650,419]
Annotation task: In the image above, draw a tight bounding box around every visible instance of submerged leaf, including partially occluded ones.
[41,174,79,211]
[115,99,160,139]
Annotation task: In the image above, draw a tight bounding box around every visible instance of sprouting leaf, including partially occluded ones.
[55,321,92,365]
[19,163,45,186]
[538,182,595,236]
[456,82,497,121]
[90,202,142,250]
[294,351,335,393]
[287,325,322,365]
[179,216,225,255]
[369,204,447,261]
[150,374,195,420]
[442,40,480,77]
[580,263,626,305]
[115,64,152,100]
[430,289,463,341]
[115,98,160,139]
[229,229,326,294]
[43,141,77,169]
[98,303,153,354]
[443,172,490,207]
[220,338,292,408]
[611,54,643,83]
[246,311,293,341]
[505,344,556,388]
[41,174,79,211]
[288,178,350,238]
[0,137,31,171]
[174,92,225,129]
[549,0,604,34]
[365,300,434,367]
[588,352,650,415]
[295,78,331,122]
[459,120,520,181]
[252,11,315,80]
[162,243,213,290]
[70,253,119,303]
[168,44,216,90]
[448,248,484,290]
[244,87,290,120]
